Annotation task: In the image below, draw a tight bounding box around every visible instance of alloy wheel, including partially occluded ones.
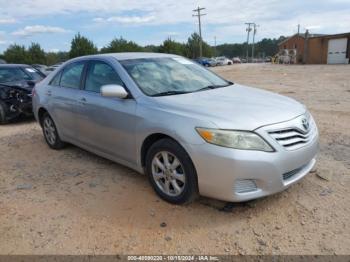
[43,117,56,145]
[151,151,186,197]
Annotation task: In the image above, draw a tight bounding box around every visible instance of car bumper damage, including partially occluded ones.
[0,84,33,121]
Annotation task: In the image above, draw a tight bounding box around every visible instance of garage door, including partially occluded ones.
[327,38,348,64]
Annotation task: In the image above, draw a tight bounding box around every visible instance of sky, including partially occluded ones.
[0,0,349,53]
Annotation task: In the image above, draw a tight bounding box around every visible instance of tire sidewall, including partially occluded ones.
[42,113,64,149]
[0,100,7,124]
[145,139,198,204]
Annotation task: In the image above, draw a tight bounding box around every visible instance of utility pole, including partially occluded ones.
[245,22,254,62]
[193,6,206,57]
[252,23,259,62]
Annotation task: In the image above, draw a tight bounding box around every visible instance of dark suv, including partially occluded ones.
[0,64,45,123]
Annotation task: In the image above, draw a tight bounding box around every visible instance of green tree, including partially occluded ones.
[144,45,160,53]
[101,37,144,53]
[69,33,98,58]
[45,51,69,65]
[28,42,46,64]
[159,38,186,56]
[185,33,213,58]
[3,44,30,64]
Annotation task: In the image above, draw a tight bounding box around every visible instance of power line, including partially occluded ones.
[193,6,206,57]
[245,22,254,62]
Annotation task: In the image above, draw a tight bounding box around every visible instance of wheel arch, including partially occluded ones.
[37,107,49,126]
[140,132,193,169]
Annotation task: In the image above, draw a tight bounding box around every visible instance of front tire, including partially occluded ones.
[0,101,8,124]
[41,113,66,149]
[145,138,198,204]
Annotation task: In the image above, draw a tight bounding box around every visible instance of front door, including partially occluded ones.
[76,60,138,164]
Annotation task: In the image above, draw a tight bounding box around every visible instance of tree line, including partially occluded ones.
[0,32,285,65]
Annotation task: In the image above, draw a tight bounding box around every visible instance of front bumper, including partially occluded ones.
[186,116,319,202]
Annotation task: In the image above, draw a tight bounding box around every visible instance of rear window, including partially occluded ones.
[0,67,32,83]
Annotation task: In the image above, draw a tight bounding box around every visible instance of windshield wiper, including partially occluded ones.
[196,82,233,92]
[152,90,191,97]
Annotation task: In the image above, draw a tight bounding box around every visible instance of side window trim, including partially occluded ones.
[49,70,62,86]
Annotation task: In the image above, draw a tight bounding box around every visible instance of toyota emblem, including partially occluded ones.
[302,118,310,131]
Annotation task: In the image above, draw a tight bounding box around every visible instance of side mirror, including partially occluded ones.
[101,84,129,99]
[27,80,36,87]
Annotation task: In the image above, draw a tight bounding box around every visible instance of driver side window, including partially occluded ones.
[85,61,123,93]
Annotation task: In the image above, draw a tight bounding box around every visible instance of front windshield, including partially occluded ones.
[120,57,231,96]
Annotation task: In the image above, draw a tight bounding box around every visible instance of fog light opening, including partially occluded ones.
[234,179,258,194]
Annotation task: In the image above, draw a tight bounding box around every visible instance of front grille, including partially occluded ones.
[234,179,258,194]
[282,165,305,180]
[268,116,317,151]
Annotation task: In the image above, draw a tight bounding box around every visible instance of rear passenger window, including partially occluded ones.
[49,71,62,86]
[85,61,123,93]
[60,62,84,89]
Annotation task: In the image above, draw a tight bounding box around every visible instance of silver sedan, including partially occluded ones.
[32,53,319,204]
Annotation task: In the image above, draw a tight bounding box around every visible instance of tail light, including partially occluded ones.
[31,86,36,97]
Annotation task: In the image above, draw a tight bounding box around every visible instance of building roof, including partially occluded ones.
[279,32,350,46]
[278,33,326,46]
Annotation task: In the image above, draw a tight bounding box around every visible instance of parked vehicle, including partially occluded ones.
[194,57,216,67]
[32,64,49,75]
[216,56,233,65]
[32,53,319,204]
[0,64,45,123]
[232,57,242,64]
[44,62,64,75]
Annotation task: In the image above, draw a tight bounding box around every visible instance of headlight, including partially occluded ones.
[196,128,274,152]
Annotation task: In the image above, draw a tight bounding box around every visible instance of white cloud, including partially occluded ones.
[0,0,349,43]
[0,17,17,24]
[12,25,71,37]
[93,15,155,24]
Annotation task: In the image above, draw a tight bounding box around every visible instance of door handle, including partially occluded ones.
[46,90,52,96]
[79,97,87,105]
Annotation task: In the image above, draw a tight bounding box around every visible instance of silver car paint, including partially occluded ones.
[33,53,318,202]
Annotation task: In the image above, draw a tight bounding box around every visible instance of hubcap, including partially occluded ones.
[43,117,56,145]
[151,151,186,197]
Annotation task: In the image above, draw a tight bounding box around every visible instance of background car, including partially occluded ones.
[215,56,233,65]
[232,57,242,63]
[193,57,217,67]
[32,64,49,76]
[0,64,45,123]
[44,62,64,75]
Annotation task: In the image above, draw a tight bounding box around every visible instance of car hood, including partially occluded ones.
[152,84,306,130]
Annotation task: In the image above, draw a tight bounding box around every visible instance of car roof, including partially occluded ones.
[72,52,180,62]
[0,64,30,68]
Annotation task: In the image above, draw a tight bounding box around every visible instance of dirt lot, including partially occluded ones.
[0,64,349,255]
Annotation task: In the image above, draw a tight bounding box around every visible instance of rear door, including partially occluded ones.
[75,59,138,164]
[48,61,86,140]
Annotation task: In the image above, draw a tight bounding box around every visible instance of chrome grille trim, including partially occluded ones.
[267,114,317,151]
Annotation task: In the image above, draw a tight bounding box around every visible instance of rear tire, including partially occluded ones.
[145,138,198,204]
[41,113,66,149]
[0,101,8,124]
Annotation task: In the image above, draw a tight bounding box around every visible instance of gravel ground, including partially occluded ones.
[0,64,349,255]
